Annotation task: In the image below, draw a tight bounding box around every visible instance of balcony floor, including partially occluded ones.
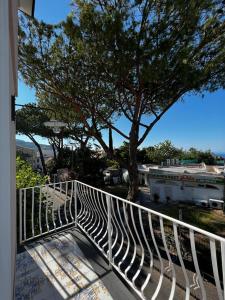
[16,227,218,300]
[16,228,139,300]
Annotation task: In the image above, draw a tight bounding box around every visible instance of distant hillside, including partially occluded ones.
[16,139,51,151]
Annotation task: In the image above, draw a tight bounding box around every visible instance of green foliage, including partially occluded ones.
[106,159,120,169]
[73,147,105,178]
[116,142,149,167]
[115,140,218,165]
[115,142,129,166]
[16,104,56,175]
[144,141,217,165]
[180,147,217,165]
[46,158,57,175]
[16,104,52,138]
[145,140,183,164]
[16,156,47,189]
[18,15,112,154]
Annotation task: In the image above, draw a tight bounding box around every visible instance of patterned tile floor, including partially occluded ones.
[16,232,115,300]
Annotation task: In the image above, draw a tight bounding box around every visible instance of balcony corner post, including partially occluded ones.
[74,181,78,227]
[107,194,113,269]
[221,239,225,300]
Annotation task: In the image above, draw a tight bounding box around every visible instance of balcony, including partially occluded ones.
[16,180,225,299]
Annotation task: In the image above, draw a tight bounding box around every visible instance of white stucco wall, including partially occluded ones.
[0,0,18,299]
[149,178,224,205]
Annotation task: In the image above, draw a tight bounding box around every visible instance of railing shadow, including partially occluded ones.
[16,230,113,300]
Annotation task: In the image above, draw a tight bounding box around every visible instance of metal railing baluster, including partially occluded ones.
[111,197,124,262]
[130,206,145,287]
[173,223,190,300]
[107,194,112,269]
[98,193,109,252]
[88,188,101,236]
[58,182,62,227]
[31,188,34,237]
[138,209,153,295]
[19,189,22,244]
[46,185,49,232]
[39,187,42,234]
[189,229,206,300]
[124,203,137,279]
[159,217,176,299]
[112,199,124,260]
[220,240,225,300]
[52,183,56,230]
[94,190,107,245]
[118,201,130,270]
[210,238,223,300]
[64,181,68,224]
[74,181,77,227]
[91,190,103,241]
[149,213,164,300]
[23,189,26,241]
[69,181,74,222]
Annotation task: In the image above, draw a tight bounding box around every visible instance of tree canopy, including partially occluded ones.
[16,104,54,174]
[19,0,225,200]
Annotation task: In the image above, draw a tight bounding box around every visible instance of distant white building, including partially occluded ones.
[122,164,152,185]
[35,149,54,171]
[138,164,152,186]
[146,164,225,208]
[16,145,54,172]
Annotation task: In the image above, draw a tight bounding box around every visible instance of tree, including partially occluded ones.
[16,105,53,175]
[181,147,217,165]
[71,0,225,200]
[18,17,115,159]
[16,103,90,173]
[19,1,225,200]
[145,140,182,164]
[116,141,148,167]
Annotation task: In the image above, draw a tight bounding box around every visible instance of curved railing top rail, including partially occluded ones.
[17,180,75,190]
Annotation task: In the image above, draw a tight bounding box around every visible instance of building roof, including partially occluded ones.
[147,165,225,185]
[149,164,224,177]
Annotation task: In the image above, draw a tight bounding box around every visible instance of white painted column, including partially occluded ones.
[0,0,17,299]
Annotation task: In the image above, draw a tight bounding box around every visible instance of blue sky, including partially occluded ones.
[17,0,225,153]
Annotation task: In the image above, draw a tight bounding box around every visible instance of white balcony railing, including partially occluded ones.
[18,180,225,300]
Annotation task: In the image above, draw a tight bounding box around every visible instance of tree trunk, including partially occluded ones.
[127,124,139,202]
[94,131,114,159]
[50,142,57,162]
[109,127,113,155]
[28,135,47,175]
[57,135,64,165]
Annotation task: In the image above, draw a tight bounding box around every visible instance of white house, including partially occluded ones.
[148,165,225,208]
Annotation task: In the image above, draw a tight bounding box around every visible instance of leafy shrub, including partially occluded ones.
[106,159,120,169]
[16,156,47,189]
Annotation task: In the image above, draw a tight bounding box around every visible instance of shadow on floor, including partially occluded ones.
[16,228,137,300]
